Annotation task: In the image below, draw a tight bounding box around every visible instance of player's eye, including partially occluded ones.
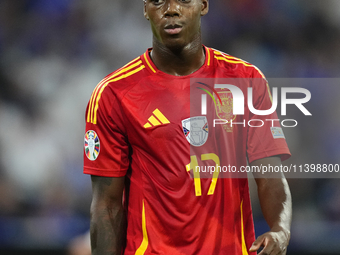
[150,0,190,4]
[151,0,165,4]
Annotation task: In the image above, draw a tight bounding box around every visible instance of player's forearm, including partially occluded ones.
[90,203,125,255]
[257,177,292,236]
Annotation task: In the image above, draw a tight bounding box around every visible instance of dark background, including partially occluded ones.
[0,0,339,254]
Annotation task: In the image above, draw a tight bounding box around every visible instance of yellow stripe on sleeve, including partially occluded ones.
[214,50,267,80]
[266,83,273,103]
[87,88,98,122]
[87,58,141,122]
[87,58,141,123]
[87,79,108,123]
[91,65,145,124]
[89,61,143,123]
[214,51,252,65]
[214,56,254,67]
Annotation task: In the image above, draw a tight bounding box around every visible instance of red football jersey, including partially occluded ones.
[84,46,291,255]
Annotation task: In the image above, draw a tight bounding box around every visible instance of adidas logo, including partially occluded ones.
[144,109,170,128]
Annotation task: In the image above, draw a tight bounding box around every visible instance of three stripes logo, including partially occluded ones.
[144,109,170,128]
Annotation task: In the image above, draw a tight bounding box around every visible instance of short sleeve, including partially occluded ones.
[246,71,291,163]
[83,87,129,177]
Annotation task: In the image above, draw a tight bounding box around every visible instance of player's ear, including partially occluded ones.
[201,0,209,16]
[143,0,150,20]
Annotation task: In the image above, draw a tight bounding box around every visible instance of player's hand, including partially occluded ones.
[67,232,91,255]
[249,228,290,255]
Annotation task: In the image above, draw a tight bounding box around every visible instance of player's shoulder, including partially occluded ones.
[209,47,265,79]
[87,52,154,107]
[97,55,149,97]
[86,55,149,124]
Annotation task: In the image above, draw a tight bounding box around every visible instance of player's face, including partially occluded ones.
[144,0,209,49]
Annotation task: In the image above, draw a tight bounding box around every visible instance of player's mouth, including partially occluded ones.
[164,24,182,35]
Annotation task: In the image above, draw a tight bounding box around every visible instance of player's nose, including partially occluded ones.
[164,0,180,17]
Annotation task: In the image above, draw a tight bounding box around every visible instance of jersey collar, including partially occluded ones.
[141,45,212,76]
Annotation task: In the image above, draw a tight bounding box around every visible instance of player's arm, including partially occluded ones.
[90,175,126,255]
[249,156,292,255]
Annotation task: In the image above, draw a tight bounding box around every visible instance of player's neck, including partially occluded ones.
[150,36,205,76]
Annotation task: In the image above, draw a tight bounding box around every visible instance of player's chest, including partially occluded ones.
[123,79,190,125]
[120,78,240,149]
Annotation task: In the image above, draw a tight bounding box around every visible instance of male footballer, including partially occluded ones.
[84,0,292,254]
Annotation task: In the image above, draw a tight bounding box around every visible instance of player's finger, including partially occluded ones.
[256,236,277,255]
[257,243,274,255]
[269,240,287,255]
[249,235,265,252]
[273,246,287,255]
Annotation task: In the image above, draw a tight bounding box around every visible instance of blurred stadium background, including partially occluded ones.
[0,0,339,254]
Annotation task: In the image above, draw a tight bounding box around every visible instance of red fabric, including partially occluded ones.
[83,46,290,255]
